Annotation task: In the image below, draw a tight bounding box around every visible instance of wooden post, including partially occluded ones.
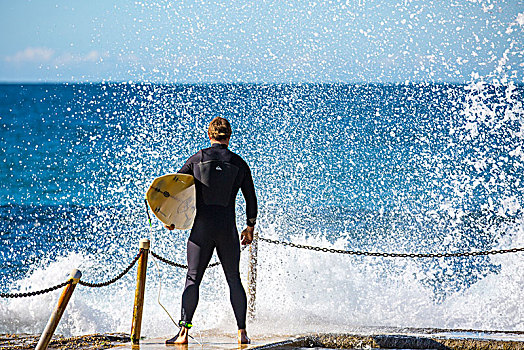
[247,231,259,320]
[35,269,82,350]
[131,238,149,344]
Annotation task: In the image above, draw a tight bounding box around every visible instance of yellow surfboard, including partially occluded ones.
[146,173,196,229]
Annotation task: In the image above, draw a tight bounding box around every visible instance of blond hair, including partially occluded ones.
[208,117,232,141]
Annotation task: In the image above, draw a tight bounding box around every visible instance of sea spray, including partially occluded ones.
[1,81,523,336]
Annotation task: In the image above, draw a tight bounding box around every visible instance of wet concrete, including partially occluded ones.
[110,329,524,350]
[110,332,292,350]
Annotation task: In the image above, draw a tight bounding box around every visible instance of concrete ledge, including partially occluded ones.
[252,333,524,350]
[109,332,292,349]
[9,330,519,350]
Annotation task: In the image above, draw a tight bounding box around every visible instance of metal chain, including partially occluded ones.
[259,237,524,258]
[9,237,518,298]
[78,250,143,288]
[151,251,221,269]
[151,246,248,269]
[0,279,72,299]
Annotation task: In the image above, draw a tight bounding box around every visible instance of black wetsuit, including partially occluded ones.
[178,143,257,329]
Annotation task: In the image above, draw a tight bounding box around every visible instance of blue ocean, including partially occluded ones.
[0,82,523,336]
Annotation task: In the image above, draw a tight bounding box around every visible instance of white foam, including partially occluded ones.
[1,218,522,337]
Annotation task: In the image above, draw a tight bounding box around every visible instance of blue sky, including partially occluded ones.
[0,0,522,83]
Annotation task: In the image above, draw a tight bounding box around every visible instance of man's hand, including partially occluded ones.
[241,226,254,245]
[164,224,175,230]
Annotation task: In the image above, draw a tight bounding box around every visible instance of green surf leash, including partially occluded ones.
[144,198,201,345]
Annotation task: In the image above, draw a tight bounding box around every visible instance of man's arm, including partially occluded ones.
[241,167,257,227]
[240,167,257,244]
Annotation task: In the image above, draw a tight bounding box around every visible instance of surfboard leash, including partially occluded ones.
[145,198,202,346]
[151,253,202,345]
[144,200,178,330]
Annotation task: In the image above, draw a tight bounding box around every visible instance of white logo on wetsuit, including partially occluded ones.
[216,166,222,171]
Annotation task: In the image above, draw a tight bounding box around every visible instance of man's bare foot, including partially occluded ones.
[238,329,251,344]
[166,327,189,345]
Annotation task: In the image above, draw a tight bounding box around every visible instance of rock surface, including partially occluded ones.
[0,333,130,349]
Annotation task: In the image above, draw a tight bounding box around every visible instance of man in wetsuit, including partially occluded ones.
[165,117,257,345]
